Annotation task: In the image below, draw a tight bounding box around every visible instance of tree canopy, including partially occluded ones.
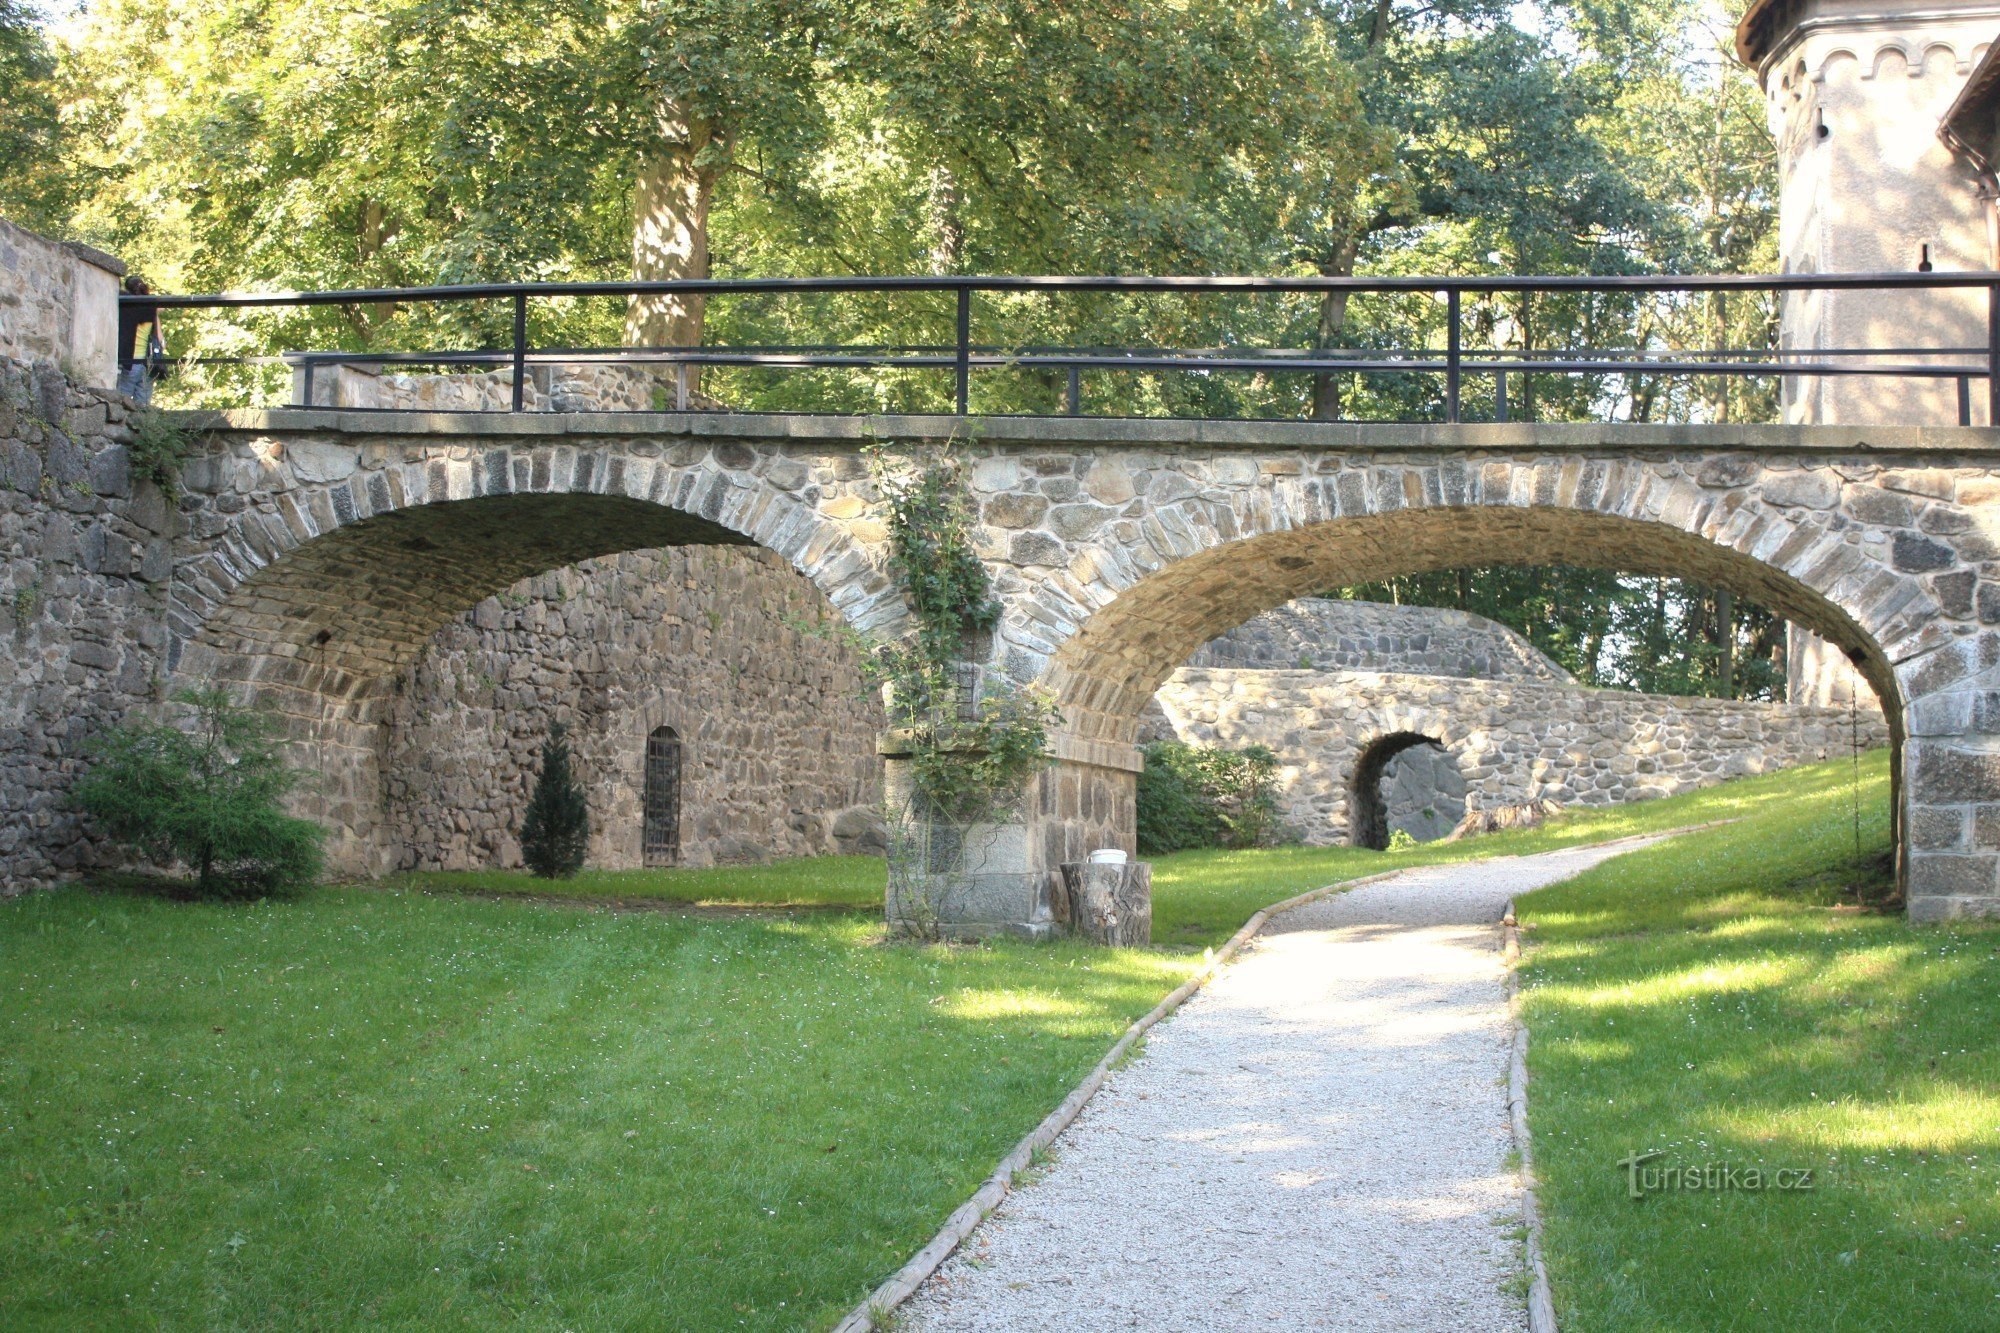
[4,0,1797,696]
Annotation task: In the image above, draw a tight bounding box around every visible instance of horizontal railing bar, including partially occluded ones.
[269,342,1991,366]
[127,269,2000,310]
[200,349,1988,379]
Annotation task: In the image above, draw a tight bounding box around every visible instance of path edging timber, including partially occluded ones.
[1503,899,1560,1333]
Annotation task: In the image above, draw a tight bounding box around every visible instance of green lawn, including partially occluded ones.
[3,753,1965,1330]
[1515,749,2000,1330]
[386,855,885,910]
[0,891,1189,1329]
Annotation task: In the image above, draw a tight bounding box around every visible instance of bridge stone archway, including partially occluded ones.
[162,413,2000,926]
[168,426,911,872]
[951,431,2000,930]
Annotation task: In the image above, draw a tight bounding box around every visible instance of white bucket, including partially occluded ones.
[1088,848,1129,866]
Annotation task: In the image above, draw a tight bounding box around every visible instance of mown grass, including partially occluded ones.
[387,855,884,910]
[1147,755,1894,947]
[0,753,1923,1329]
[0,891,1188,1329]
[1514,748,2000,1330]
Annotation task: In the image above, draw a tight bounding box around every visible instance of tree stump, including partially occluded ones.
[1059,861,1152,946]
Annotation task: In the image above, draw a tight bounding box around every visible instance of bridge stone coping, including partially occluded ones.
[190,407,2000,455]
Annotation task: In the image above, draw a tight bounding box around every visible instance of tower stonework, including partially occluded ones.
[1738,0,1999,424]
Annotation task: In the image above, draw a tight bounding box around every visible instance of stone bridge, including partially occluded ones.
[10,387,2000,926]
[148,407,2000,929]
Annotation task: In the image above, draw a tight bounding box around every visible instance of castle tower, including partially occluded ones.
[1737,0,1999,425]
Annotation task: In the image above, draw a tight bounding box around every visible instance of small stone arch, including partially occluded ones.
[1350,731,1454,851]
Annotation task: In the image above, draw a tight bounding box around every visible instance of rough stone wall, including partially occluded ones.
[380,546,884,870]
[1188,596,1574,682]
[0,220,123,391]
[1155,666,1893,845]
[0,358,174,889]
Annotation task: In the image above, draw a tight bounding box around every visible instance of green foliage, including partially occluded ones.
[127,407,197,495]
[72,688,325,898]
[519,723,589,878]
[1136,740,1286,855]
[1387,827,1420,851]
[0,0,71,233]
[869,448,1057,827]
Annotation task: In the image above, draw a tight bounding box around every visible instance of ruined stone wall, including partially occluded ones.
[381,546,885,871]
[0,358,174,889]
[1188,597,1574,682]
[1156,666,1892,844]
[0,220,122,391]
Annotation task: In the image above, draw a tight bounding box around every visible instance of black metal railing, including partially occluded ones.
[125,271,2000,425]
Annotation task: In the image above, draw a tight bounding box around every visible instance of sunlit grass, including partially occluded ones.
[1515,749,2000,1330]
[387,854,885,909]
[0,752,1935,1328]
[0,889,1191,1330]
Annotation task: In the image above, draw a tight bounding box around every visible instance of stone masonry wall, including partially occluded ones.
[381,546,885,871]
[1156,666,1893,844]
[0,219,123,391]
[1188,596,1574,682]
[0,358,174,889]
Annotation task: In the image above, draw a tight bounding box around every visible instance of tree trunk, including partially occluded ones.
[1716,586,1736,697]
[928,165,963,276]
[626,103,719,355]
[1310,237,1361,421]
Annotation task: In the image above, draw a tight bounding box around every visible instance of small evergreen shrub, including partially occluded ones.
[73,688,325,898]
[1136,739,1288,855]
[520,723,589,878]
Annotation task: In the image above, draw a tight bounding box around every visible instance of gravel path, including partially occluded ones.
[902,841,1655,1332]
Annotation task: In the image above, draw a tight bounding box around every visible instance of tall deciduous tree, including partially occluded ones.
[0,0,72,232]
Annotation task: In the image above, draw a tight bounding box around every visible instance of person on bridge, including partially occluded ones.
[117,276,164,404]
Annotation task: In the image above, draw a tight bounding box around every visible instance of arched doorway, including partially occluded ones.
[643,726,683,867]
[1350,732,1456,850]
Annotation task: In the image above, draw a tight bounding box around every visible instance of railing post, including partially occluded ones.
[1066,365,1081,416]
[1445,287,1462,424]
[953,285,971,415]
[1988,281,1999,428]
[1959,375,1972,427]
[1494,370,1509,424]
[511,291,528,412]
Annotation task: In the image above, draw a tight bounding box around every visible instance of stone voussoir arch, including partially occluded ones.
[170,428,913,686]
[967,442,2000,922]
[164,424,916,873]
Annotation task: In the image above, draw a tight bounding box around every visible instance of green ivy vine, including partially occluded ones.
[867,445,1059,824]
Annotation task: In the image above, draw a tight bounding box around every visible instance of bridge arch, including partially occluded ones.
[168,435,908,870]
[998,449,1997,916]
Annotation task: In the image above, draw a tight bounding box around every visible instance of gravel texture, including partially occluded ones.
[903,842,1651,1332]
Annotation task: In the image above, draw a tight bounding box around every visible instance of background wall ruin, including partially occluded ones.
[383,546,885,871]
